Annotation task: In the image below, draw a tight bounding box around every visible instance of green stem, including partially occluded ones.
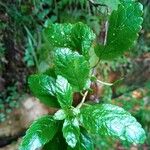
[77,91,88,109]
[80,92,84,96]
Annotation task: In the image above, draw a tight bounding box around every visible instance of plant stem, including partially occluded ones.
[103,20,108,45]
[83,103,91,107]
[77,91,88,109]
[97,79,113,86]
[80,92,84,96]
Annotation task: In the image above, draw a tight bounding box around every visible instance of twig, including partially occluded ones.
[103,21,108,45]
[77,91,88,108]
[97,79,113,86]
[83,103,91,107]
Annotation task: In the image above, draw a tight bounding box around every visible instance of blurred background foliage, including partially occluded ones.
[0,0,150,149]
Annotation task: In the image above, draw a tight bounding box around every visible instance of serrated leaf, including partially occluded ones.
[44,22,95,58]
[90,0,120,11]
[71,22,96,58]
[54,48,90,92]
[19,115,58,150]
[80,104,146,144]
[28,74,59,107]
[56,75,73,108]
[44,23,72,48]
[95,1,143,59]
[62,118,80,148]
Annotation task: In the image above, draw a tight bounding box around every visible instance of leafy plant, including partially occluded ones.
[0,20,6,74]
[20,0,146,149]
[0,84,20,122]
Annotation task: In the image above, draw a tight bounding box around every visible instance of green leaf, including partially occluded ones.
[43,68,57,78]
[28,74,59,107]
[43,131,67,150]
[90,0,120,11]
[19,115,58,150]
[79,127,94,150]
[80,104,146,144]
[89,47,99,68]
[54,48,90,92]
[95,1,143,59]
[56,75,73,108]
[62,118,80,148]
[67,127,94,150]
[43,137,61,150]
[71,22,96,58]
[28,74,55,96]
[44,22,95,58]
[53,109,66,120]
[44,23,72,48]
